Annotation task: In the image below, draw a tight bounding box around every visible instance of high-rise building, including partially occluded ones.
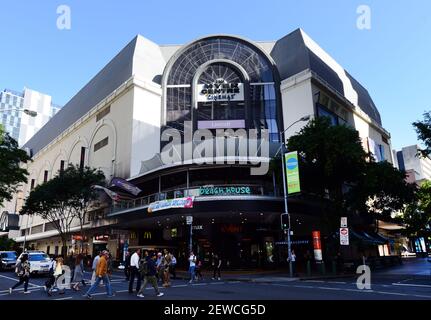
[0,88,61,146]
[393,145,431,185]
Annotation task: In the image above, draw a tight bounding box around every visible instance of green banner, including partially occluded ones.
[285,151,301,194]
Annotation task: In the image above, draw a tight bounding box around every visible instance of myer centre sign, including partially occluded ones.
[197,78,244,102]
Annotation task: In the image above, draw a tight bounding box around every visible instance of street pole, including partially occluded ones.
[189,222,193,254]
[280,131,293,278]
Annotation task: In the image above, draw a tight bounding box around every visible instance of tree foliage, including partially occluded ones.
[20,164,105,255]
[399,181,431,238]
[0,127,31,203]
[413,111,431,157]
[286,117,415,230]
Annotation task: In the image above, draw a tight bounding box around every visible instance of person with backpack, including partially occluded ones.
[9,254,31,294]
[137,252,164,298]
[44,255,57,295]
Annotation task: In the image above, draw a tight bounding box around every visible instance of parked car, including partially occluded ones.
[17,251,51,275]
[0,251,17,271]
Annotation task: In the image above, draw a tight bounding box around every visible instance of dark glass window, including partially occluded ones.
[30,179,35,190]
[43,170,48,183]
[60,160,65,175]
[80,147,86,169]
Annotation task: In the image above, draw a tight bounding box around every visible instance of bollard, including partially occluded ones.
[332,261,336,275]
[320,261,326,275]
[307,261,311,276]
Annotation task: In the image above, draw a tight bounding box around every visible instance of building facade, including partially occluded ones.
[6,29,394,267]
[393,145,431,185]
[0,88,61,146]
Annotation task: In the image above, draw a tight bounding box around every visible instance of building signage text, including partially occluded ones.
[197,79,244,102]
[148,196,194,213]
[199,186,251,196]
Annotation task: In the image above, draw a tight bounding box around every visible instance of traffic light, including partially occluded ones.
[281,213,289,230]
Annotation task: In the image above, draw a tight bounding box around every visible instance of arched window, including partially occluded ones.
[163,36,280,142]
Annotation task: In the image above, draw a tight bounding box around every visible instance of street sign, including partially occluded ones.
[186,216,193,225]
[340,227,349,245]
[341,217,347,228]
[285,151,301,194]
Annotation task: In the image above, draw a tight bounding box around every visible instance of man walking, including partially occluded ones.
[212,253,222,280]
[128,248,141,293]
[84,250,114,299]
[137,252,164,298]
[124,250,131,281]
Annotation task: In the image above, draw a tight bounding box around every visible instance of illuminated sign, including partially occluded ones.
[197,78,244,102]
[199,186,251,196]
[148,196,194,213]
[143,231,152,239]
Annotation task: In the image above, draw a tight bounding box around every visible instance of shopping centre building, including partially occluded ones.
[3,29,396,268]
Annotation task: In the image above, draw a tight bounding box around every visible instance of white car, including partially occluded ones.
[17,251,51,275]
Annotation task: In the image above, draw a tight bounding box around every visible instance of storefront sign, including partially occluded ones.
[197,79,244,102]
[340,228,349,246]
[197,119,245,129]
[192,225,203,230]
[312,231,323,261]
[94,234,109,241]
[285,151,301,194]
[109,177,142,196]
[148,196,194,213]
[143,231,152,239]
[199,186,251,196]
[186,216,193,225]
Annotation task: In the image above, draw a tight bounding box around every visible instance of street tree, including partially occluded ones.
[399,181,431,240]
[63,165,105,252]
[413,111,431,157]
[286,117,415,236]
[20,165,105,256]
[0,127,31,203]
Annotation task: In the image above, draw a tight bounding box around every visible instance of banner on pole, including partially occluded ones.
[285,151,301,194]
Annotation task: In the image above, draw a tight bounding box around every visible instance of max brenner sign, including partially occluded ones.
[197,78,244,102]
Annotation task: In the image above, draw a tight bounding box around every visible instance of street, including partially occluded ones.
[0,258,430,300]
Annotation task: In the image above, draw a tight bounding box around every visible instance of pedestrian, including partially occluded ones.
[169,254,177,279]
[162,249,172,287]
[107,251,113,280]
[52,257,66,295]
[212,253,222,280]
[84,250,115,299]
[288,249,297,276]
[90,252,102,286]
[9,254,31,294]
[128,248,141,293]
[195,259,203,281]
[188,251,197,283]
[137,252,164,298]
[44,255,57,295]
[156,252,164,283]
[72,254,86,291]
[124,250,131,281]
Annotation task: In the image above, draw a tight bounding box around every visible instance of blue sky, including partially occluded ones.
[1,0,430,150]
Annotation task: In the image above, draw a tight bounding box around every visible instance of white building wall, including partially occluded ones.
[129,82,162,177]
[280,74,315,141]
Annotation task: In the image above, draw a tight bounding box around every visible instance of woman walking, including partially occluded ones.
[9,254,31,294]
[72,254,86,291]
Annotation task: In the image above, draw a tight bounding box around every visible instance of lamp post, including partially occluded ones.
[279,115,311,277]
